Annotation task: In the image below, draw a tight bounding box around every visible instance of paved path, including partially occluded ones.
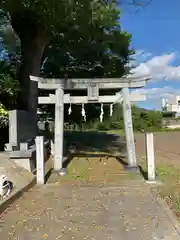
[0,178,180,239]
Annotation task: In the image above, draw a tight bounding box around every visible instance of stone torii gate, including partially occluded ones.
[30,75,149,172]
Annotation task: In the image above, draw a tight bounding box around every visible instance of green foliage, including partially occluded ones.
[1,1,125,33]
[40,2,132,78]
[93,121,111,131]
[1,0,133,79]
[63,103,163,132]
[0,72,18,95]
[0,11,20,111]
[0,61,19,138]
[132,106,162,131]
[0,10,21,62]
[0,0,133,110]
[0,102,8,127]
[0,60,19,148]
[0,60,19,109]
[110,121,124,129]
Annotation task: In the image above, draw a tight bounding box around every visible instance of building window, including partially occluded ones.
[178,100,180,106]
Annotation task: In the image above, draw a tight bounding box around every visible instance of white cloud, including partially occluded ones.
[134,86,180,100]
[130,51,180,81]
[129,50,180,109]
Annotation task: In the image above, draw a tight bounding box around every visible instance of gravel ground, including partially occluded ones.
[0,179,179,239]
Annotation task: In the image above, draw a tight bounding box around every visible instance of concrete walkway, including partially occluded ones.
[0,176,180,239]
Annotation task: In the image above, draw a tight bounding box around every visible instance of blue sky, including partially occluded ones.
[121,0,180,110]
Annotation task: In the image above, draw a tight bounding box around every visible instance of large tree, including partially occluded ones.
[0,0,147,111]
[42,8,133,78]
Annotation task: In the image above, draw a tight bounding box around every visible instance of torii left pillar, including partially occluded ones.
[54,85,64,171]
[122,87,137,169]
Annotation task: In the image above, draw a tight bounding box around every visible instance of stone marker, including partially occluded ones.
[145,132,156,182]
[35,136,45,184]
[8,110,36,148]
[54,86,64,171]
[20,143,28,151]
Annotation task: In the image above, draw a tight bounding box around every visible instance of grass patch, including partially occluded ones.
[156,164,180,217]
[61,156,125,182]
[49,154,141,184]
[138,156,180,219]
[63,158,91,181]
[106,129,125,136]
[156,164,180,182]
[106,129,125,137]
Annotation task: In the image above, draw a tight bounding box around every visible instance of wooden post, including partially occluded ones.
[145,132,156,182]
[122,87,137,168]
[35,136,45,184]
[54,86,64,171]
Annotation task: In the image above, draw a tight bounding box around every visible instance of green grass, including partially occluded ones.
[156,164,180,181]
[49,154,142,184]
[62,158,91,181]
[138,157,180,218]
[106,129,125,136]
[157,165,180,214]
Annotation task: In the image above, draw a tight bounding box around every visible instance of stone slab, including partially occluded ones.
[8,110,36,147]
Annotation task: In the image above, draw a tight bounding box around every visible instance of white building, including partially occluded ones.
[162,96,180,113]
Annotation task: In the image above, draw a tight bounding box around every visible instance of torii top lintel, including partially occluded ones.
[30,75,150,90]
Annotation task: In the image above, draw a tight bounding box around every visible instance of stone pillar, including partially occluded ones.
[50,140,54,156]
[54,85,64,171]
[145,132,155,182]
[35,136,45,184]
[9,110,17,146]
[122,87,137,168]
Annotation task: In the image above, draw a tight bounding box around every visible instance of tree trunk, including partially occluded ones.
[11,14,49,111]
[19,34,46,112]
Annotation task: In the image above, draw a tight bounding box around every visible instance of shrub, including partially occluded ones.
[0,103,8,128]
[0,103,8,150]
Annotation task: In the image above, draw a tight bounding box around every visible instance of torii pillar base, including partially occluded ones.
[124,165,140,173]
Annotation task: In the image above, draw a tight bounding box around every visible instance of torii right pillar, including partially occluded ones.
[122,87,137,169]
